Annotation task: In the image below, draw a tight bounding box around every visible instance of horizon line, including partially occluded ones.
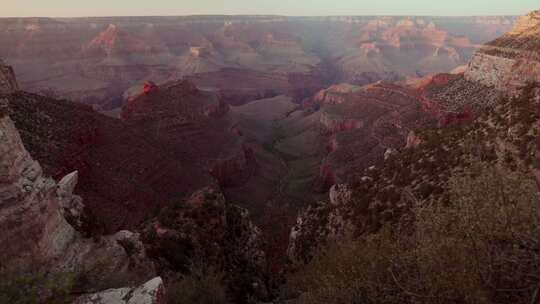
[0,13,521,19]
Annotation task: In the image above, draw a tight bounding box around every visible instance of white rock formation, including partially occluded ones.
[73,277,165,304]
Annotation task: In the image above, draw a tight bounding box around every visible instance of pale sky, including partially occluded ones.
[1,0,538,17]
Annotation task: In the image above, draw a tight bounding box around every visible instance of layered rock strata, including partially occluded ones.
[465,10,540,93]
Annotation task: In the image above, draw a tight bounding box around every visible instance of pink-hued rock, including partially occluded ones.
[465,10,540,93]
[142,81,158,94]
[0,107,77,260]
[0,15,515,109]
[315,81,436,188]
[319,113,364,134]
[0,98,155,291]
[313,83,361,105]
[122,80,255,188]
[465,52,540,93]
[406,130,423,149]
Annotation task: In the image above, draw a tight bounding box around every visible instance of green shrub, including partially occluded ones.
[282,164,540,304]
[0,257,75,304]
[167,263,231,304]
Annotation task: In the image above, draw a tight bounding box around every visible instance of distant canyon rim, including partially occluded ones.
[0,13,519,266]
[2,11,540,303]
[0,15,516,110]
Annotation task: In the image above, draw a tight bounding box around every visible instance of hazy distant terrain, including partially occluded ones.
[0,15,515,109]
[2,9,540,304]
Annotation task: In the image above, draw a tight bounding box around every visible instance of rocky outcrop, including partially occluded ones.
[121,79,230,135]
[1,98,156,299]
[122,80,255,188]
[184,68,299,106]
[465,52,540,93]
[290,83,540,263]
[6,91,213,233]
[143,187,268,301]
[315,81,436,187]
[313,83,361,105]
[319,111,364,134]
[287,183,355,260]
[0,102,77,260]
[57,171,85,229]
[0,60,18,95]
[465,10,540,93]
[405,130,423,148]
[73,277,165,304]
[417,73,500,113]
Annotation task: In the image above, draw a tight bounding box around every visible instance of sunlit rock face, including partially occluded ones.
[465,10,540,93]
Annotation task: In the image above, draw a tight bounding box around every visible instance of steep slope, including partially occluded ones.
[1,63,269,303]
[313,81,436,188]
[143,187,268,302]
[5,90,214,233]
[0,97,158,302]
[121,80,254,187]
[291,84,540,262]
[1,94,266,303]
[465,10,540,92]
[288,10,540,260]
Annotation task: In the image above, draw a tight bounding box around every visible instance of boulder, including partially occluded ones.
[73,277,165,304]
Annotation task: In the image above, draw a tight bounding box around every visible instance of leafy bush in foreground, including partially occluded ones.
[282,165,540,304]
[166,263,231,304]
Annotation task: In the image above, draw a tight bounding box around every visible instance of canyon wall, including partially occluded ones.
[289,9,540,263]
[1,96,155,271]
[0,15,515,108]
[465,10,540,93]
[0,100,77,260]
